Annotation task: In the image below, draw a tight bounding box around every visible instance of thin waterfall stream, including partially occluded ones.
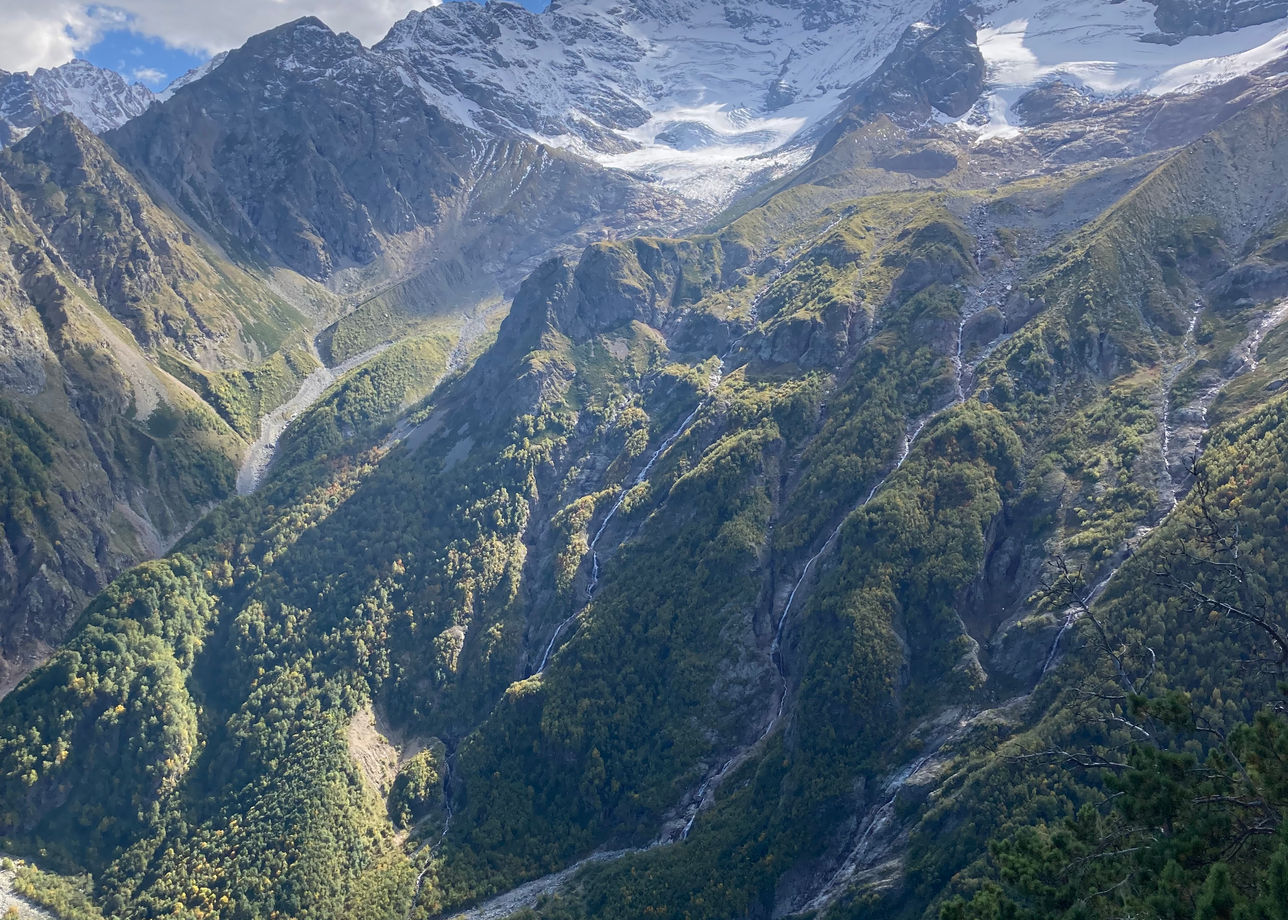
[406,747,457,920]
[534,386,715,674]
[442,216,862,918]
[1041,298,1288,674]
[530,215,855,675]
[675,210,1020,842]
[672,415,931,843]
[439,212,1093,920]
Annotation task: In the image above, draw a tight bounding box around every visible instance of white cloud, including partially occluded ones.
[131,65,166,84]
[0,0,444,73]
[0,8,92,73]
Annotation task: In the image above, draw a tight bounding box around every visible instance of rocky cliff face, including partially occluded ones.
[111,17,676,291]
[0,116,298,362]
[815,15,986,156]
[110,18,471,279]
[1152,0,1288,36]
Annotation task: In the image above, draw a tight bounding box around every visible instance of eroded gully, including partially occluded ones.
[445,211,1035,920]
[236,340,393,495]
[1042,297,1288,675]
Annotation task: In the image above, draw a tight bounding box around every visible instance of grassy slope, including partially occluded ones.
[2,88,1288,920]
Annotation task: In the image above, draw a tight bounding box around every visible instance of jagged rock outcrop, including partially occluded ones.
[0,60,154,144]
[1151,0,1288,36]
[497,236,732,358]
[815,16,985,155]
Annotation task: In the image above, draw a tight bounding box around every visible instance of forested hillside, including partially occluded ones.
[3,3,1288,920]
[1,66,1287,920]
[0,15,680,699]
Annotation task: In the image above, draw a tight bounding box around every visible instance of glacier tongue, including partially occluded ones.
[377,0,939,205]
[943,0,1288,140]
[374,0,1288,204]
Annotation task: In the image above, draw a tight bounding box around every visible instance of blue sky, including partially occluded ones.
[12,1,549,90]
[85,31,205,88]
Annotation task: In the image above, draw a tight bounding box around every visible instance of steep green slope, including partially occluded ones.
[0,116,331,696]
[532,87,1288,920]
[0,116,306,363]
[2,76,1288,920]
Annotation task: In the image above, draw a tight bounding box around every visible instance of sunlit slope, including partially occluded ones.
[2,82,1288,920]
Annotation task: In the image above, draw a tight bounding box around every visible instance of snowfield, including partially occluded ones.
[958,0,1288,138]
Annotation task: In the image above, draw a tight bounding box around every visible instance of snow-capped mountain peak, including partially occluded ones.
[5,0,1288,206]
[0,60,155,141]
[372,0,1288,205]
[159,52,231,101]
[376,0,940,203]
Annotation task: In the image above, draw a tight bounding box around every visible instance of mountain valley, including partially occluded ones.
[2,2,1288,919]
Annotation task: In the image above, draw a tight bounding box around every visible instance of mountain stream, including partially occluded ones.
[1042,297,1288,675]
[417,228,1288,920]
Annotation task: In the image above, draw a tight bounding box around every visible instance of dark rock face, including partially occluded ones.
[1152,0,1288,36]
[876,141,960,177]
[755,299,870,368]
[911,16,988,118]
[109,17,673,288]
[110,18,475,279]
[963,306,1005,352]
[506,237,729,349]
[864,16,987,120]
[0,72,45,134]
[1013,82,1096,126]
[816,16,985,156]
[766,80,798,110]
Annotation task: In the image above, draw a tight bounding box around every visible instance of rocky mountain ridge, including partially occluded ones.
[1151,0,1288,37]
[0,60,154,146]
[1,4,1288,920]
[11,0,1288,208]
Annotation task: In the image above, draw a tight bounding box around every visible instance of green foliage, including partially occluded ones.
[0,396,55,532]
[425,383,784,908]
[163,346,319,439]
[276,333,453,468]
[96,673,404,920]
[12,864,105,920]
[1045,373,1160,564]
[0,558,215,870]
[390,748,444,829]
[925,394,1288,920]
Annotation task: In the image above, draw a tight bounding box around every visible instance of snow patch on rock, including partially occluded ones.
[944,0,1288,139]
